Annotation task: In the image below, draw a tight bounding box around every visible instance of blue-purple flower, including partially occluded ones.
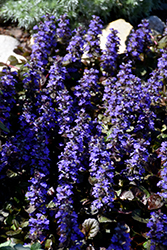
[89,134,114,209]
[0,69,17,130]
[101,28,120,76]
[157,141,167,198]
[31,14,57,72]
[56,13,71,46]
[147,210,167,249]
[126,19,152,60]
[26,171,49,242]
[84,15,103,61]
[108,223,131,250]
[63,27,85,64]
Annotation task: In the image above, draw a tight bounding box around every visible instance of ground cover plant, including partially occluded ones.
[1,13,167,250]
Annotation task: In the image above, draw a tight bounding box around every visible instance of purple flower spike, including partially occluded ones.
[108,223,131,250]
[74,68,99,110]
[63,27,85,63]
[157,141,167,198]
[101,28,120,76]
[56,13,72,45]
[0,69,17,130]
[84,15,103,61]
[147,210,167,249]
[55,184,84,249]
[126,19,152,60]
[47,60,74,135]
[26,171,49,242]
[31,14,57,72]
[89,135,114,209]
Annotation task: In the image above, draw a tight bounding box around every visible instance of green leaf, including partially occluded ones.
[0,122,10,133]
[158,36,167,49]
[143,240,151,249]
[0,247,14,250]
[47,200,56,209]
[6,229,22,236]
[126,126,134,132]
[11,224,17,231]
[161,134,167,139]
[8,55,19,65]
[161,124,167,132]
[138,186,150,198]
[97,214,113,223]
[132,209,149,224]
[44,239,52,250]
[88,176,98,185]
[30,243,43,250]
[0,209,9,217]
[6,170,18,178]
[0,241,14,248]
[20,220,29,228]
[14,244,30,250]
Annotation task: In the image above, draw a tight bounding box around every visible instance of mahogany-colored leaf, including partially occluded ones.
[147,193,164,210]
[82,218,99,239]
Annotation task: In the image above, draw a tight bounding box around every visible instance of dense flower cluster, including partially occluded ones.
[89,134,114,209]
[157,141,167,198]
[101,28,120,76]
[126,19,152,60]
[157,48,167,81]
[56,14,72,46]
[47,59,74,135]
[74,68,99,110]
[54,111,93,248]
[0,109,50,175]
[31,14,57,72]
[145,68,163,104]
[84,15,103,61]
[26,171,49,242]
[0,141,19,175]
[63,27,85,64]
[103,61,155,134]
[103,61,156,181]
[1,13,167,250]
[0,69,17,130]
[147,210,167,249]
[107,223,131,250]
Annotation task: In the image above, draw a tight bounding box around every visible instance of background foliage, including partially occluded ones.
[0,0,164,30]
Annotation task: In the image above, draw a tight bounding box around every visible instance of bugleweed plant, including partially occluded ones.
[1,13,167,250]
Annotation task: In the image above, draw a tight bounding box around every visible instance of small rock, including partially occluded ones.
[145,15,165,35]
[0,35,19,62]
[100,19,133,54]
[0,35,26,70]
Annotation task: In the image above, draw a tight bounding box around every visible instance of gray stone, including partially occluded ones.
[0,35,26,70]
[145,15,165,35]
[100,19,133,54]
